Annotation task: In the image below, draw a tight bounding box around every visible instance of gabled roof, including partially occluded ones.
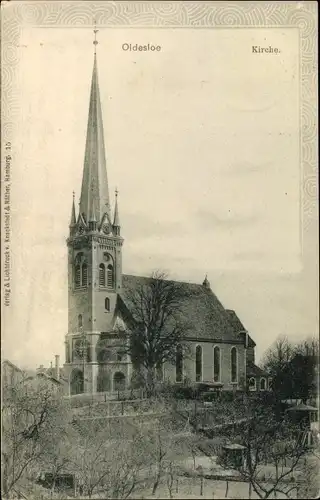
[2,359,23,372]
[223,443,246,450]
[120,274,242,343]
[286,403,318,412]
[36,372,62,385]
[247,361,269,378]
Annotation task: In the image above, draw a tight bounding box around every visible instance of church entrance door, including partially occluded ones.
[113,372,125,391]
[70,368,84,395]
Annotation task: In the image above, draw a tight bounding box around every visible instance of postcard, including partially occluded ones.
[1,2,318,499]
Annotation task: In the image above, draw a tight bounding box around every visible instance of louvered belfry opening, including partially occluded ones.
[99,263,105,287]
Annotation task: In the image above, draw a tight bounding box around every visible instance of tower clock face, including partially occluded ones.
[102,224,110,234]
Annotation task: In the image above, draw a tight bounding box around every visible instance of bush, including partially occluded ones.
[220,391,235,403]
[201,391,219,402]
[158,380,196,400]
[173,385,195,399]
[69,394,95,408]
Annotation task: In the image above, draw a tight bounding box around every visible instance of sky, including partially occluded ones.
[2,25,318,369]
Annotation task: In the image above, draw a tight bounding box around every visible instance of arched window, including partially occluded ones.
[213,346,220,382]
[176,344,183,383]
[73,338,86,360]
[99,264,105,287]
[78,314,83,328]
[195,345,202,382]
[260,378,266,391]
[249,377,256,391]
[105,297,110,311]
[75,264,81,288]
[107,264,114,288]
[82,263,88,287]
[96,337,113,364]
[268,378,273,390]
[231,347,237,383]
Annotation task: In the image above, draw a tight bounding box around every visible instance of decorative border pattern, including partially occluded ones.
[2,1,318,240]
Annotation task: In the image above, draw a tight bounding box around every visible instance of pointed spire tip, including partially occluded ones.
[70,190,77,226]
[93,19,99,54]
[113,187,120,227]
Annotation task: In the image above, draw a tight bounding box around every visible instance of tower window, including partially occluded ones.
[78,314,83,328]
[99,264,105,287]
[105,297,110,311]
[107,264,114,288]
[75,265,81,288]
[231,347,237,383]
[195,345,202,382]
[82,263,88,287]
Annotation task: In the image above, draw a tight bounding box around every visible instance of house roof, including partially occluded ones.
[119,274,243,343]
[2,359,23,372]
[247,361,269,378]
[286,403,318,412]
[36,372,62,385]
[223,443,246,450]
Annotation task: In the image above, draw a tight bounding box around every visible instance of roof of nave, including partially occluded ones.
[118,274,245,343]
[226,309,256,347]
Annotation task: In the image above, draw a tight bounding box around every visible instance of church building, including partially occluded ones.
[63,45,267,396]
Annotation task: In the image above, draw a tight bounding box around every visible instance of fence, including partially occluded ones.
[65,388,146,407]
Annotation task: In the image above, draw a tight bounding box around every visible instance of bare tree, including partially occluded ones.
[296,452,319,499]
[261,335,319,404]
[294,336,319,358]
[120,271,191,396]
[261,335,294,375]
[41,433,75,497]
[215,400,308,499]
[71,418,146,499]
[1,375,68,499]
[131,404,188,498]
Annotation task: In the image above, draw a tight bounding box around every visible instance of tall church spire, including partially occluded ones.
[79,26,110,223]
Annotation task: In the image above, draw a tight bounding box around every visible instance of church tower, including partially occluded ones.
[64,33,124,395]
